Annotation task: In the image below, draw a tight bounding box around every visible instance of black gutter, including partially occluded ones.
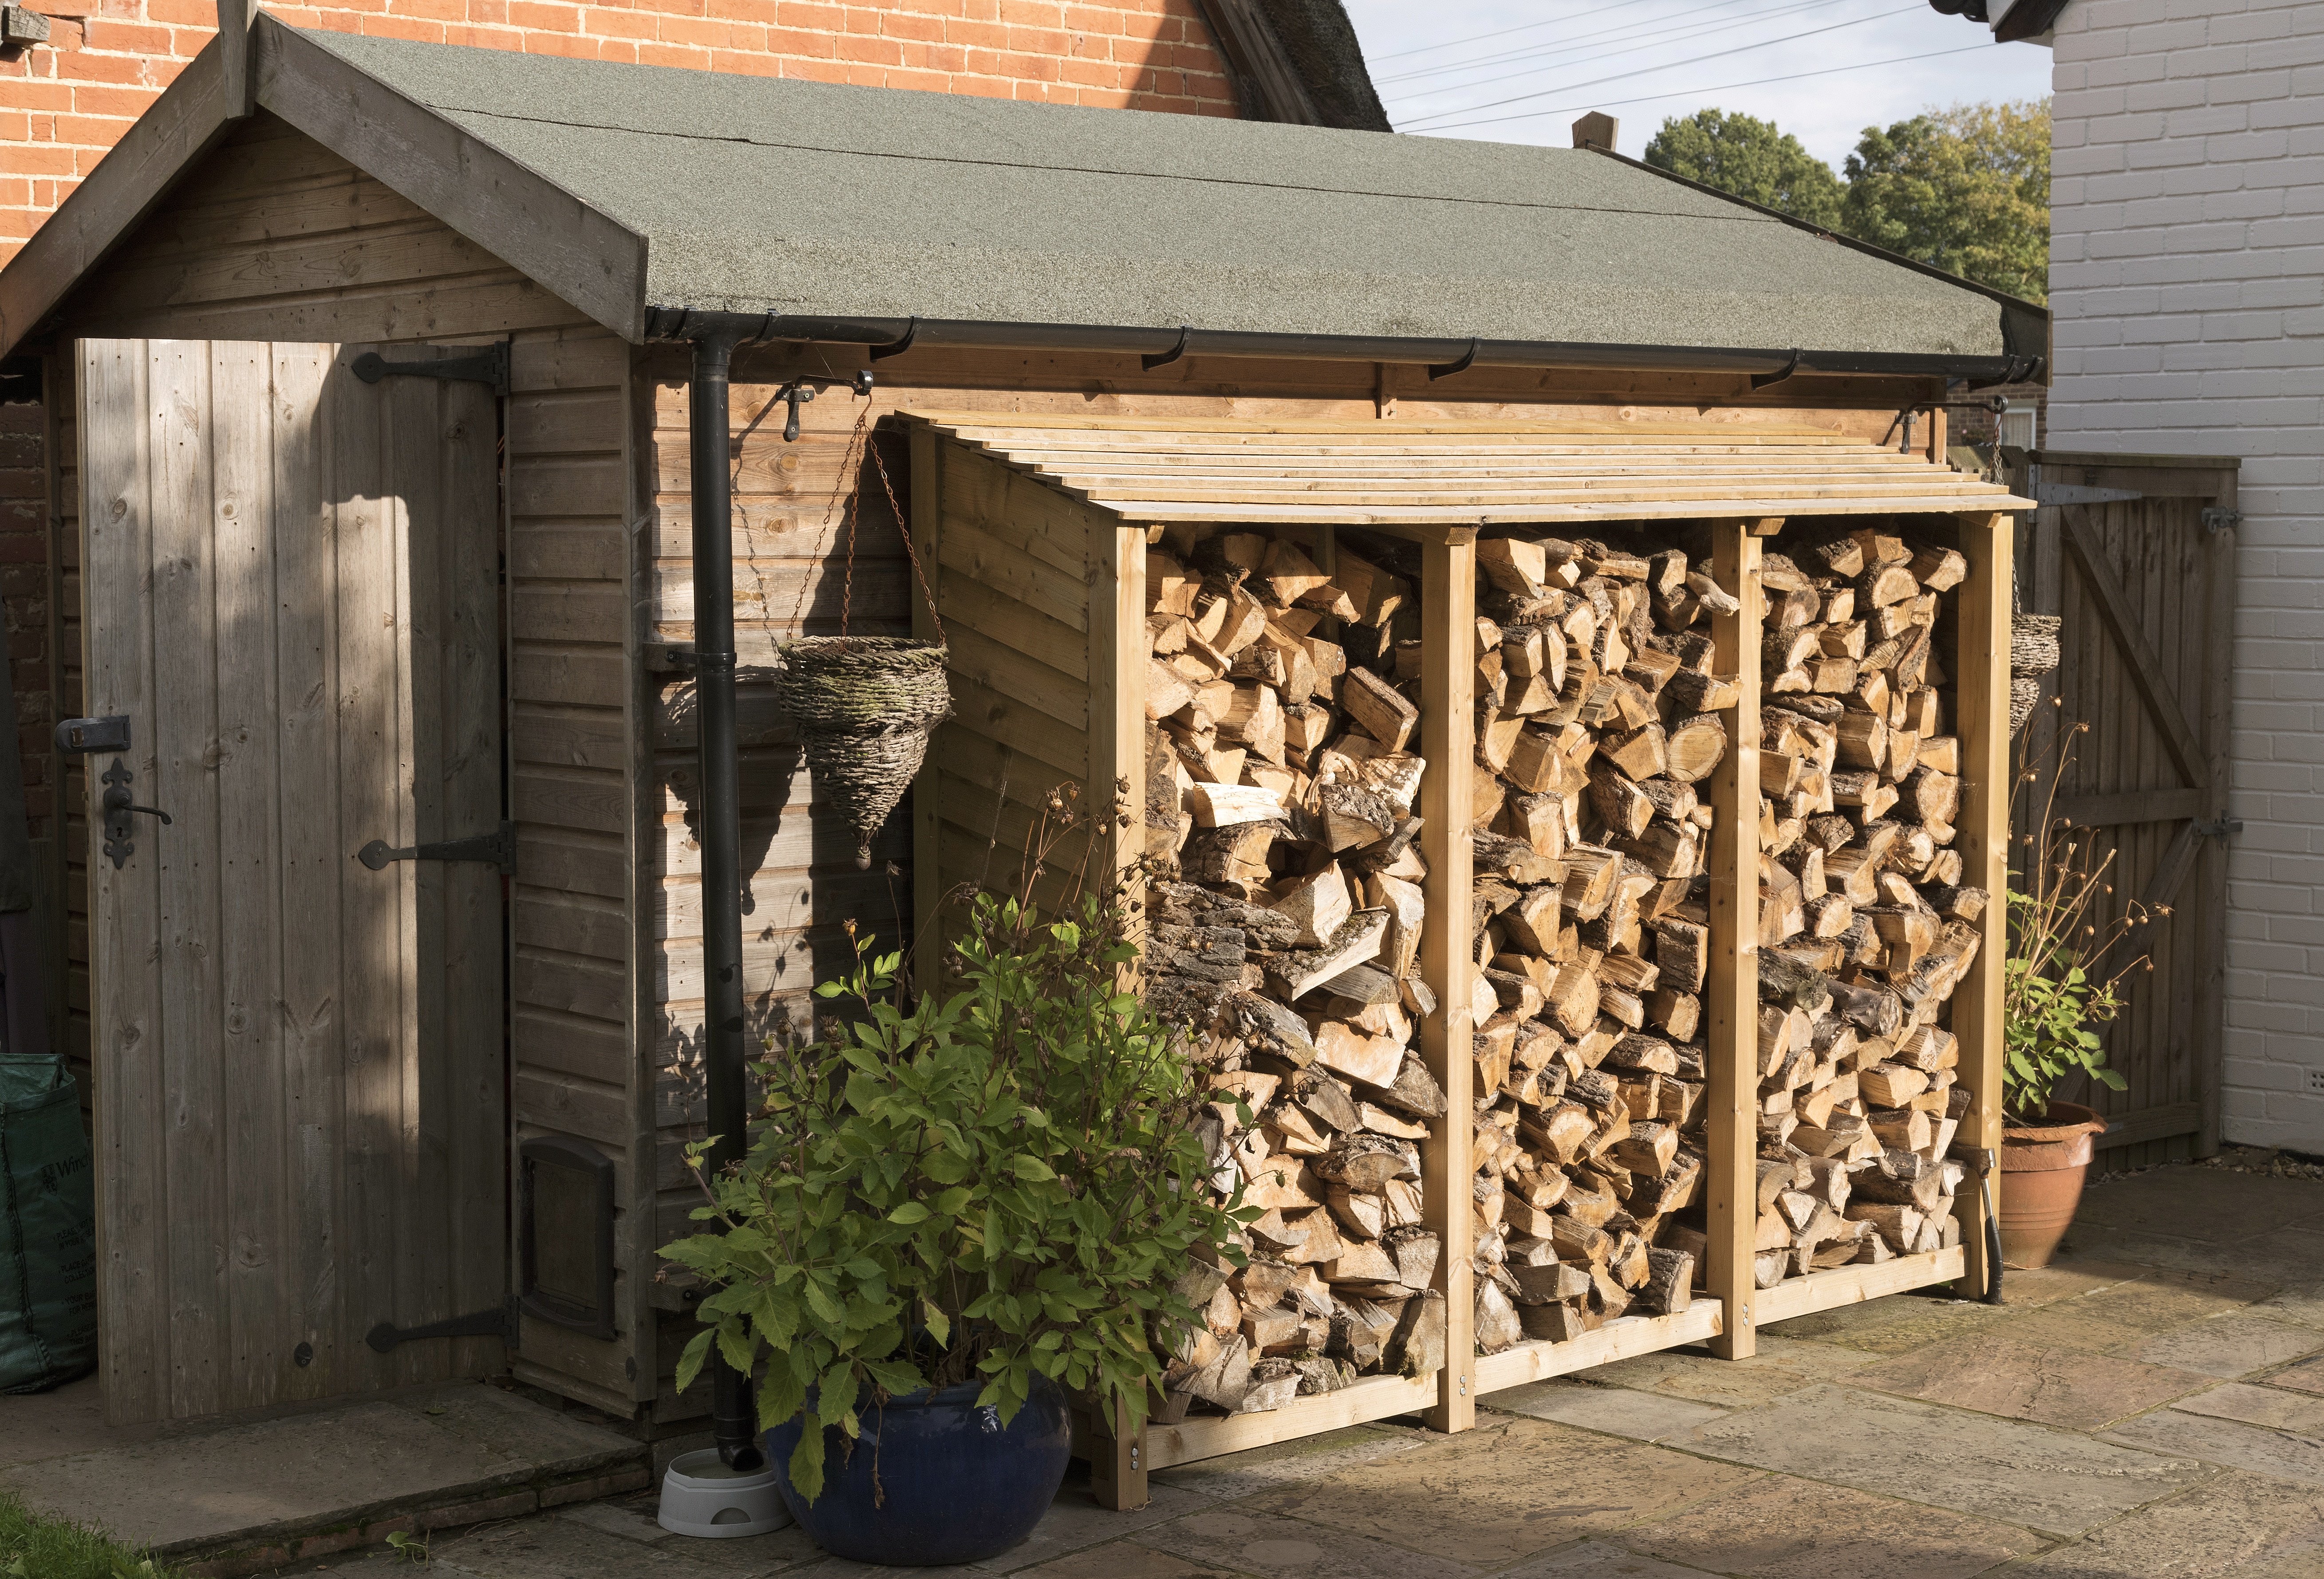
[676,317,764,1472]
[640,307,2041,386]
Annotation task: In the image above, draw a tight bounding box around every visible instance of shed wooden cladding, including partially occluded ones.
[902,413,2023,1500]
[900,414,2032,524]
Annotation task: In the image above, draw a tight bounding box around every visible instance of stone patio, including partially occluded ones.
[280,1165,2324,1575]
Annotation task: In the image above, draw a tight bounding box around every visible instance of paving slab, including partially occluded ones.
[1495,1538,1725,1578]
[1990,1261,2142,1308]
[1759,1295,2016,1355]
[1848,1333,2215,1429]
[2269,1355,2324,1395]
[2075,1169,2324,1240]
[1235,1416,1760,1568]
[968,1482,1212,1574]
[2132,1313,2324,1377]
[1488,1381,1729,1442]
[1621,1471,2036,1579]
[2102,1408,2324,1488]
[1016,1541,1240,1578]
[2169,1380,2324,1435]
[424,1515,774,1577]
[1998,1269,2276,1355]
[1148,1422,1428,1502]
[1561,1338,1884,1411]
[563,1497,825,1575]
[0,1382,643,1562]
[1663,1382,2212,1536]
[1138,1504,1482,1579]
[2254,1284,2324,1333]
[2011,1469,2324,1578]
[0,1372,159,1470]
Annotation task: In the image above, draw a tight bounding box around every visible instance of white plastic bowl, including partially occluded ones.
[655,1447,793,1539]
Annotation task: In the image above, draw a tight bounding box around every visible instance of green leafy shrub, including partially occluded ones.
[661,793,1248,1503]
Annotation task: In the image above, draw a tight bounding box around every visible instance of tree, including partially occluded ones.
[1842,100,2051,304]
[1643,109,1845,230]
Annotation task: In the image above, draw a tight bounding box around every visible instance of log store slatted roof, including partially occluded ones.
[902,414,2039,526]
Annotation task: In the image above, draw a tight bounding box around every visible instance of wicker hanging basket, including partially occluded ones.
[2009,676,2043,737]
[777,636,952,869]
[2010,612,2061,679]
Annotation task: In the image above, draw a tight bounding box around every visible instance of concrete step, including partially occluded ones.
[0,1380,649,1576]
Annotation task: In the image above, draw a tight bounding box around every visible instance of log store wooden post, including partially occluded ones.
[1952,512,2013,1298]
[1418,530,1478,1433]
[1706,522,1763,1358]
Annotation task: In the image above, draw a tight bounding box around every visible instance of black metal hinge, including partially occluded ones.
[358,820,515,876]
[2195,817,2244,841]
[2203,506,2241,534]
[367,1301,516,1354]
[351,341,510,397]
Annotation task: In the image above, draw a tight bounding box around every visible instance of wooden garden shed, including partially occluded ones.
[0,10,2042,1477]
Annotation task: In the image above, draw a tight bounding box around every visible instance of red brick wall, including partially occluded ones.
[0,0,1239,842]
[0,403,44,841]
[0,0,1237,262]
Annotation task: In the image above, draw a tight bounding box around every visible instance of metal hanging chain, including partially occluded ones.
[789,401,877,636]
[868,430,946,647]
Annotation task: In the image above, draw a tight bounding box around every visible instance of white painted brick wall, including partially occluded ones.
[2051,0,2324,1152]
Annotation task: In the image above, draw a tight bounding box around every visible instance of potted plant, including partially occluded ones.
[661,789,1248,1567]
[1998,718,2161,1267]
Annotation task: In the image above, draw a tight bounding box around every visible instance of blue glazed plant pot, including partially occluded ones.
[764,1372,1071,1566]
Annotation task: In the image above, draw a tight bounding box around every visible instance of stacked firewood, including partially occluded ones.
[1461,531,1732,1351]
[1137,528,1452,1416]
[1741,525,1982,1287]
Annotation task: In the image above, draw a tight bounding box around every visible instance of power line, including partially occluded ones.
[1406,39,1996,136]
[1383,0,1854,104]
[1375,0,1758,86]
[1398,3,1921,129]
[1367,1,1647,64]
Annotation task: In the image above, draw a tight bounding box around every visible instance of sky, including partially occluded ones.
[1342,0,2057,169]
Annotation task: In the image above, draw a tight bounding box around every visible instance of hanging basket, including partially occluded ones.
[2010,613,2061,679]
[2009,676,2043,736]
[778,637,953,869]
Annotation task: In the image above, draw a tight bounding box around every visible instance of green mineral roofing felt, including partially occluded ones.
[297,29,2021,357]
[0,18,2040,359]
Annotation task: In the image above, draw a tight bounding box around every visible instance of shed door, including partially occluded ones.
[79,339,507,1425]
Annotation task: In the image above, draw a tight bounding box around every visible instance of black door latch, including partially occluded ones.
[357,821,515,876]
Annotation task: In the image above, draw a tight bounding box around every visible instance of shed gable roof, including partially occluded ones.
[0,17,2045,367]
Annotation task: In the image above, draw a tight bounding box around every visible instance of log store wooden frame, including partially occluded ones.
[900,412,2027,1507]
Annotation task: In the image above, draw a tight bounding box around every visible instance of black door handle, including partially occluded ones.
[99,761,168,869]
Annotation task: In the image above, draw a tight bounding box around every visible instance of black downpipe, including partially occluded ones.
[688,326,764,1472]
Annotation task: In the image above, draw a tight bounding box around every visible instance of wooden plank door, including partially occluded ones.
[2017,452,2239,1165]
[79,338,507,1425]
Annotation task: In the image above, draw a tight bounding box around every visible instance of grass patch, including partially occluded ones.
[0,1491,181,1578]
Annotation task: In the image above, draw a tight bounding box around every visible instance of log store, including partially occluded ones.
[0,15,2036,1488]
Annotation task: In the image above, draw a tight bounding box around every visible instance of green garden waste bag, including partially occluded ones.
[0,1054,96,1392]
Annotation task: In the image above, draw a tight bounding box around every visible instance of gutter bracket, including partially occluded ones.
[1428,338,1482,381]
[1749,348,1805,391]
[869,316,920,361]
[1142,325,1193,372]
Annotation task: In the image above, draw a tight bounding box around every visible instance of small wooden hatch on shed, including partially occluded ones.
[0,12,2040,1472]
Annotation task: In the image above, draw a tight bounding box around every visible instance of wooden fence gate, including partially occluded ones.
[2012,450,2238,1167]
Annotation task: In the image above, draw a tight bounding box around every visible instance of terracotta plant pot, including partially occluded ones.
[1998,1100,2109,1269]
